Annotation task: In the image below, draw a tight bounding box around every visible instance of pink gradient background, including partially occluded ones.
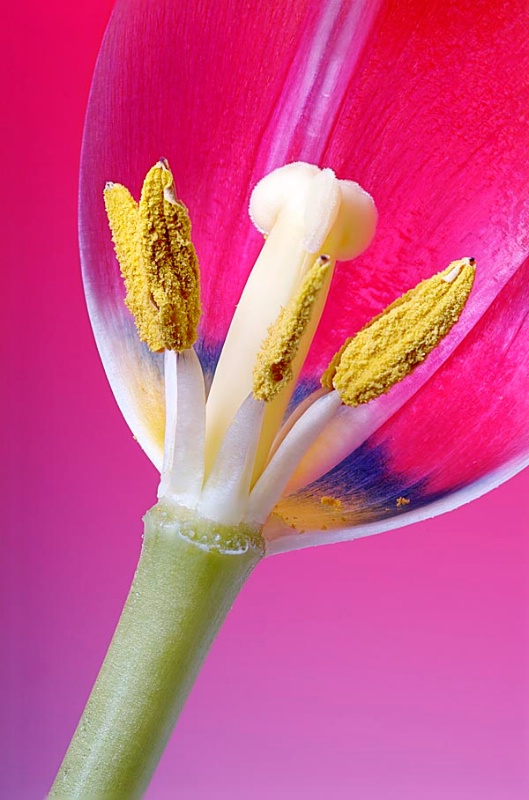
[2,2,529,798]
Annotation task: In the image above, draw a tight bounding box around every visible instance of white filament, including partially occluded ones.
[198,395,265,525]
[158,348,206,508]
[245,391,342,524]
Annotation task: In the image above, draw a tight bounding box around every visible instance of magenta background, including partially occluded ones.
[2,2,529,798]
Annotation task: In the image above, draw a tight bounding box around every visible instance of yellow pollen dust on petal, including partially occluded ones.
[253,256,332,402]
[323,258,476,406]
[104,160,201,352]
[320,495,343,509]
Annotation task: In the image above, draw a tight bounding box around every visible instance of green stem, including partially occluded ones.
[49,501,264,799]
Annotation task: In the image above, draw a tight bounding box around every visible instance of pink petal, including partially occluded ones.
[302,0,529,381]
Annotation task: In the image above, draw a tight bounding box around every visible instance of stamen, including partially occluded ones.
[253,255,332,402]
[323,258,476,406]
[104,160,201,352]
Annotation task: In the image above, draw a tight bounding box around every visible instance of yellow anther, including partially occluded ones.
[323,258,476,406]
[253,256,332,402]
[104,160,201,352]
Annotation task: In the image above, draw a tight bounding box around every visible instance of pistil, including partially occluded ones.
[105,160,206,510]
[204,162,377,478]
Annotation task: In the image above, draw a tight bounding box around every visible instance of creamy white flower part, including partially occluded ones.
[204,162,377,479]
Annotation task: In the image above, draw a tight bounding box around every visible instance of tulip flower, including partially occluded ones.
[50,0,529,797]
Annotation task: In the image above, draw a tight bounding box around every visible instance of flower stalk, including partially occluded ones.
[49,503,264,799]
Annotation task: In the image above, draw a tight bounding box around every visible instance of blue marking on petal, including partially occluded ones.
[300,439,436,518]
[312,439,402,498]
[287,377,320,414]
[195,338,222,395]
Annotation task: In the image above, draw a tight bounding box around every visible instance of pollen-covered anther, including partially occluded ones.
[104,160,201,352]
[324,258,476,406]
[253,255,332,402]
